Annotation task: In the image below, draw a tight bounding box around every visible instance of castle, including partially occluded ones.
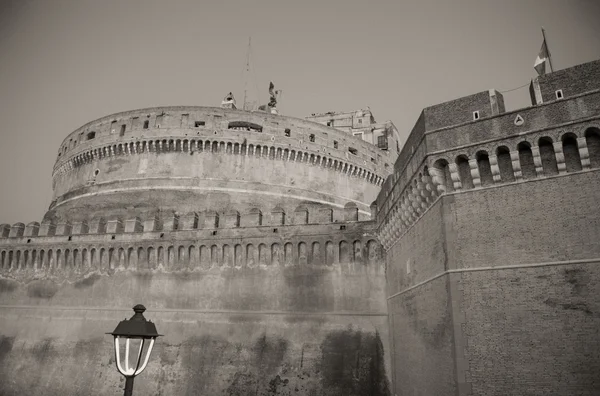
[0,58,599,396]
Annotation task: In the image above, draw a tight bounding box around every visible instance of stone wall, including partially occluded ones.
[49,107,390,223]
[0,219,392,396]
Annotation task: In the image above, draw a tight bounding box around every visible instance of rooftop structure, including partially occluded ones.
[306,108,402,163]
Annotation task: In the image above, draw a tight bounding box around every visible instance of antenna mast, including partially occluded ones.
[243,37,252,111]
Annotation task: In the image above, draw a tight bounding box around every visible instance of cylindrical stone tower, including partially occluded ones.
[47,106,391,223]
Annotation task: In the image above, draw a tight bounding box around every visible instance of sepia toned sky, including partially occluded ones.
[0,0,599,224]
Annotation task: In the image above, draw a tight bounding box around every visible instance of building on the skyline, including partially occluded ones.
[0,59,599,396]
[306,108,402,159]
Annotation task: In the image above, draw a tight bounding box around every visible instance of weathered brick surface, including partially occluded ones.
[386,199,446,295]
[535,59,600,103]
[450,170,600,268]
[459,263,600,396]
[385,156,600,395]
[388,276,456,396]
[424,91,500,131]
[386,198,456,396]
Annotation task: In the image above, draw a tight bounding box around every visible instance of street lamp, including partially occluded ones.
[108,304,162,396]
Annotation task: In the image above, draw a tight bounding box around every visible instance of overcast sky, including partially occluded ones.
[0,0,599,224]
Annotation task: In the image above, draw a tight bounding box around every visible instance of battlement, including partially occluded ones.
[375,59,600,250]
[1,203,363,240]
[530,58,600,105]
[0,204,380,283]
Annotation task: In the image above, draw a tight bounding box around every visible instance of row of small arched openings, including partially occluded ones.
[0,240,381,273]
[432,128,600,191]
[57,138,384,184]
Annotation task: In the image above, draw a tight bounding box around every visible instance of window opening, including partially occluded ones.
[473,111,480,121]
[284,128,291,137]
[143,120,149,129]
[348,147,358,155]
[120,125,126,137]
[87,132,96,140]
[228,121,263,132]
[555,90,564,100]
[195,121,205,127]
[333,140,338,149]
[309,134,315,142]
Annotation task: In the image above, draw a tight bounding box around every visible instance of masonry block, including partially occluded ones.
[270,207,285,226]
[72,221,89,235]
[55,221,72,236]
[9,223,25,238]
[24,222,40,237]
[38,221,56,237]
[242,208,262,227]
[89,218,106,234]
[0,224,9,238]
[143,214,160,232]
[344,203,359,221]
[314,208,333,223]
[294,207,309,224]
[224,210,240,228]
[161,212,179,231]
[106,219,123,234]
[208,211,220,228]
[180,212,199,230]
[125,217,142,233]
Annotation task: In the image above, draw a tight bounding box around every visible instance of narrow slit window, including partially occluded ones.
[120,125,126,136]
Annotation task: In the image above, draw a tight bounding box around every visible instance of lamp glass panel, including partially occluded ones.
[114,336,156,377]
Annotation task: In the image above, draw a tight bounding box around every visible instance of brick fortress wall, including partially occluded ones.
[378,59,600,396]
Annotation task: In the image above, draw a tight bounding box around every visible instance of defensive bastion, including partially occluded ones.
[47,106,390,223]
[0,58,599,396]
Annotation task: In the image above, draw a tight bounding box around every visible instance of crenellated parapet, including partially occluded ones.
[0,206,381,282]
[375,76,600,251]
[1,203,363,240]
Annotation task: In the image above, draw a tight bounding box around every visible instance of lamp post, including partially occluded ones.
[108,304,162,396]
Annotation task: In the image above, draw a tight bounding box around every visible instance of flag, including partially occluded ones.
[534,39,549,76]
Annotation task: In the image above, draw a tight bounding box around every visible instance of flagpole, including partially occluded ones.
[541,27,554,73]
